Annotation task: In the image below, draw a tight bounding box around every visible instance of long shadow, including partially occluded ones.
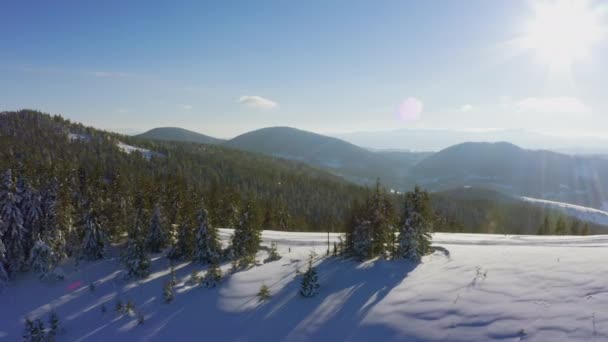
[234,257,420,341]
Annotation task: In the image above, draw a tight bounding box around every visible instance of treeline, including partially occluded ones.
[0,110,367,234]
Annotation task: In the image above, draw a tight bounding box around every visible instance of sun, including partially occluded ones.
[521,0,605,68]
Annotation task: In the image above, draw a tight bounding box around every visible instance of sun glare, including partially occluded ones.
[522,0,605,68]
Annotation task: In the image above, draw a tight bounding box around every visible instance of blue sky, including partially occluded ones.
[1,0,607,138]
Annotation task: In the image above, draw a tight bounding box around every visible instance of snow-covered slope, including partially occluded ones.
[2,230,608,341]
[521,196,608,226]
[116,142,162,160]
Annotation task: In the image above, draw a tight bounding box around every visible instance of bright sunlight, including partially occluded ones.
[522,0,606,68]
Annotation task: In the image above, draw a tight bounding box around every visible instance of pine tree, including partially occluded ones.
[265,242,281,262]
[537,215,551,235]
[23,317,45,342]
[146,205,166,253]
[192,206,221,264]
[555,216,567,235]
[163,281,174,303]
[397,212,422,262]
[581,223,591,236]
[81,210,105,260]
[202,262,222,288]
[125,222,151,279]
[0,169,27,274]
[351,220,372,260]
[300,254,319,298]
[29,236,56,279]
[0,238,9,289]
[167,220,193,260]
[257,283,271,301]
[396,187,433,262]
[230,200,261,264]
[47,311,60,341]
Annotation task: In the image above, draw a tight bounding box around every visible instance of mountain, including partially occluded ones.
[412,142,608,209]
[224,126,423,190]
[0,110,367,232]
[335,128,608,154]
[135,127,225,145]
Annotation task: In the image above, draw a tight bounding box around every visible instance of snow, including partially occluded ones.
[116,142,162,160]
[521,196,608,226]
[68,133,90,142]
[2,230,608,341]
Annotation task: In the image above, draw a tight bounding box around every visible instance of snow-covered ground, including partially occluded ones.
[521,196,608,226]
[2,230,608,341]
[116,142,162,160]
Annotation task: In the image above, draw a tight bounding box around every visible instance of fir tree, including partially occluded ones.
[351,220,372,260]
[192,206,221,264]
[300,254,319,298]
[146,205,166,253]
[555,216,567,235]
[167,220,193,260]
[23,317,45,342]
[230,200,261,264]
[29,236,56,280]
[125,222,151,279]
[163,281,174,303]
[257,283,271,301]
[265,242,281,262]
[81,210,105,260]
[397,212,422,262]
[0,169,27,274]
[202,262,222,288]
[47,311,60,341]
[537,215,551,235]
[0,238,8,289]
[581,223,591,235]
[396,187,433,262]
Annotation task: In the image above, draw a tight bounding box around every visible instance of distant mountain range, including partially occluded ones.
[334,128,608,154]
[135,126,608,210]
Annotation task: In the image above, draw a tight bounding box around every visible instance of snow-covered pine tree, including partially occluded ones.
[230,200,261,264]
[0,169,27,274]
[23,317,45,342]
[397,186,433,262]
[41,180,67,260]
[201,262,222,288]
[81,210,105,260]
[192,206,221,264]
[397,212,422,262]
[146,205,166,253]
[0,238,9,289]
[300,254,320,298]
[125,222,151,279]
[265,242,281,262]
[167,220,193,260]
[29,236,56,279]
[351,220,372,260]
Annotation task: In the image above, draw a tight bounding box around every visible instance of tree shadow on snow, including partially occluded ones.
[235,257,421,341]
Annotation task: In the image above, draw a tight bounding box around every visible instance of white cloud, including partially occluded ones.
[116,108,129,113]
[238,95,278,110]
[179,104,193,110]
[515,97,591,114]
[460,104,473,112]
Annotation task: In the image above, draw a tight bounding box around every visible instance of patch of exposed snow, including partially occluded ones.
[68,133,90,142]
[521,196,608,226]
[116,142,162,160]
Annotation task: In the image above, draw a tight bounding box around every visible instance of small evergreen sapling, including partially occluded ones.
[23,317,45,342]
[189,269,202,286]
[47,311,60,341]
[202,262,222,288]
[300,254,320,298]
[29,237,56,280]
[163,281,174,303]
[257,283,271,302]
[265,242,281,263]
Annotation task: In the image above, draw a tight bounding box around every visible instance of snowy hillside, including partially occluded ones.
[116,142,162,160]
[2,230,608,341]
[521,196,608,226]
